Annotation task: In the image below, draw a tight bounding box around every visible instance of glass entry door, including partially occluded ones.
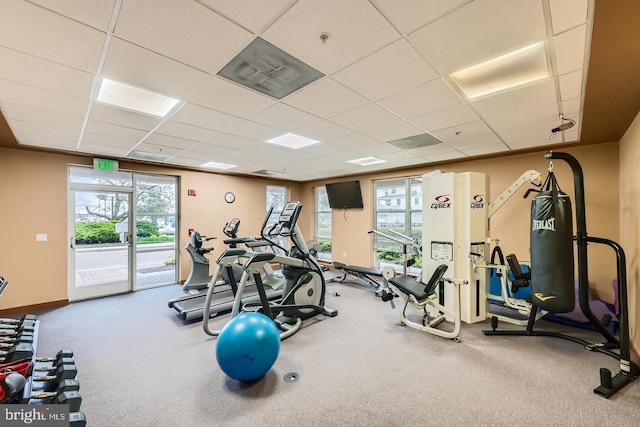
[69,190,132,300]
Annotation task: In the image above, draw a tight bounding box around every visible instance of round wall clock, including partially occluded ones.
[224,192,235,203]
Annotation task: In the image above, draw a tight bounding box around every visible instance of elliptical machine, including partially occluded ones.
[203,201,337,339]
[182,231,216,294]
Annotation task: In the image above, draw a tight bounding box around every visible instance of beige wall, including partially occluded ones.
[0,142,629,349]
[619,111,640,357]
[0,147,300,310]
[301,142,621,303]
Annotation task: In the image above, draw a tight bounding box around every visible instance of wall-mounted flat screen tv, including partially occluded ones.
[325,180,364,209]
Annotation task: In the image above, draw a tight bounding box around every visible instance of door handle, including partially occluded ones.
[70,236,75,249]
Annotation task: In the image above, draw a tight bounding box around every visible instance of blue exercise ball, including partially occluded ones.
[216,312,281,381]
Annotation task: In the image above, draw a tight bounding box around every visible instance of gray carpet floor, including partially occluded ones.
[34,280,640,427]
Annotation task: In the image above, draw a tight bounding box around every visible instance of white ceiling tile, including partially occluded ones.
[189,76,276,118]
[425,151,466,162]
[81,133,140,149]
[155,121,216,142]
[114,0,253,74]
[373,0,473,34]
[172,103,244,131]
[554,25,587,75]
[562,98,581,119]
[431,121,493,144]
[169,156,209,168]
[562,129,580,143]
[361,119,424,142]
[471,79,557,118]
[325,133,381,150]
[283,78,369,119]
[329,103,399,132]
[205,133,260,150]
[446,133,503,150]
[262,0,400,74]
[9,119,80,141]
[381,150,420,162]
[0,0,105,73]
[144,134,198,150]
[407,143,457,157]
[102,38,211,101]
[0,79,88,117]
[196,0,292,33]
[348,142,402,158]
[0,46,94,99]
[16,132,78,150]
[333,39,439,101]
[27,0,116,31]
[1,103,84,131]
[249,103,321,130]
[408,103,480,132]
[378,78,462,119]
[224,120,282,141]
[182,143,241,157]
[77,143,131,157]
[460,142,510,156]
[89,103,162,131]
[84,120,148,141]
[486,103,560,132]
[559,69,583,101]
[134,142,183,157]
[498,120,561,149]
[410,0,546,74]
[549,0,589,35]
[294,120,354,142]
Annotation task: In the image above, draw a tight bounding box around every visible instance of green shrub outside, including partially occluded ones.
[75,220,175,244]
[319,240,332,252]
[75,221,120,244]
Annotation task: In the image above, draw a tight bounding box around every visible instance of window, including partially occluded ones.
[373,177,422,273]
[266,185,288,226]
[315,186,332,260]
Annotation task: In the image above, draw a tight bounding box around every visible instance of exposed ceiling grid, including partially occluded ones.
[0,0,598,181]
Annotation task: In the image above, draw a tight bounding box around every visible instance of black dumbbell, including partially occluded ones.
[33,358,75,373]
[0,324,35,336]
[36,349,74,363]
[0,343,34,362]
[0,320,36,330]
[69,411,87,427]
[32,364,77,391]
[0,334,34,345]
[0,314,37,325]
[31,383,82,412]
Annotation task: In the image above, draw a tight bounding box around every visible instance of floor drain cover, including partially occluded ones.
[283,372,299,383]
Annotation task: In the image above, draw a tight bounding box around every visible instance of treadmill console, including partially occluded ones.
[223,218,240,238]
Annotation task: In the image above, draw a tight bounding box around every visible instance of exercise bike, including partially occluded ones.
[203,201,337,340]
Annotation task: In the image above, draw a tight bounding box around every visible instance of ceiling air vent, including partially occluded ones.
[217,37,324,99]
[252,169,284,176]
[387,133,443,149]
[127,150,171,162]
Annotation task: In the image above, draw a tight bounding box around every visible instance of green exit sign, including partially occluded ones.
[93,158,119,172]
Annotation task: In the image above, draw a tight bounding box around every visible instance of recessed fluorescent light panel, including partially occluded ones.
[266,133,319,149]
[348,157,387,166]
[201,161,236,170]
[96,78,180,117]
[450,42,549,99]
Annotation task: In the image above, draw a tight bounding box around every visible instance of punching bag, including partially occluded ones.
[530,171,575,313]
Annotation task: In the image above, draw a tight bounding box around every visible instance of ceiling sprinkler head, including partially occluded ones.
[319,32,330,43]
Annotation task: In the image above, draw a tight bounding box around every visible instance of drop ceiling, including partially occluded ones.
[0,0,637,182]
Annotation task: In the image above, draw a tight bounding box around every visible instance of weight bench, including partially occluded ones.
[331,262,384,294]
[384,264,465,341]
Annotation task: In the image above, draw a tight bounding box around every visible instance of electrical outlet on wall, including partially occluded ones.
[343,252,347,258]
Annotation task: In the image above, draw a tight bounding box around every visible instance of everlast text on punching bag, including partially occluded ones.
[530,171,575,313]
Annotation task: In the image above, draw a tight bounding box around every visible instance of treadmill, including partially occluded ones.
[168,219,284,322]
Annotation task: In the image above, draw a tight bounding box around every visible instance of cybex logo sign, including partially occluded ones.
[471,194,484,209]
[431,194,452,209]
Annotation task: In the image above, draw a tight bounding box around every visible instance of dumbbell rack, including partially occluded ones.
[1,276,87,425]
